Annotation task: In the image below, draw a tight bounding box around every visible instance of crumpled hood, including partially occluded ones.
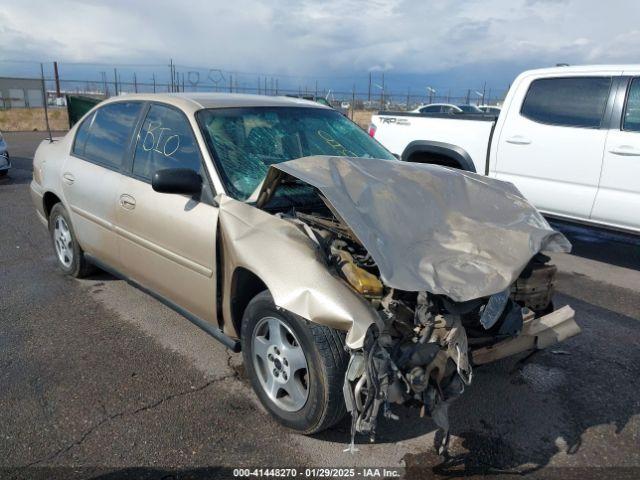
[257,155,571,302]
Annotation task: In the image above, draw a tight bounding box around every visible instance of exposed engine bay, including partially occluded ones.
[249,155,580,454]
[285,204,564,455]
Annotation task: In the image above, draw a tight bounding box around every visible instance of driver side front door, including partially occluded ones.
[114,103,219,325]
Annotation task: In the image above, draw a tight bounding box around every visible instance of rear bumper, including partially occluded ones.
[471,305,580,365]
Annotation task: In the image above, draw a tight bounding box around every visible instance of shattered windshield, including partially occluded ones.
[197,107,395,202]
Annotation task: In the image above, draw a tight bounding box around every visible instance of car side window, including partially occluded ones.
[72,112,95,157]
[623,78,640,132]
[520,77,612,128]
[81,102,143,168]
[132,104,202,180]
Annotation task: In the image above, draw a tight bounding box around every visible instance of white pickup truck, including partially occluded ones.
[370,65,640,234]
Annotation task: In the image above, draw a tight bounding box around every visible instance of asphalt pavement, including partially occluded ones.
[1,131,639,479]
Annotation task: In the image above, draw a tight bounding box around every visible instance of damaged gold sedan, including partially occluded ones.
[30,93,580,454]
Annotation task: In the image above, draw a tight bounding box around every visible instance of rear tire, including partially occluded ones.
[241,290,348,434]
[49,203,94,278]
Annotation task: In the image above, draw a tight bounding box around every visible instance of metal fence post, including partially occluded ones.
[40,63,52,141]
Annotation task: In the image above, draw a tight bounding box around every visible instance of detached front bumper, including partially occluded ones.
[471,305,580,365]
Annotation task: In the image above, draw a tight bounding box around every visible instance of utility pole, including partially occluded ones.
[381,73,385,108]
[169,59,174,92]
[275,78,279,95]
[181,73,185,92]
[315,80,318,98]
[40,63,52,141]
[229,74,233,93]
[100,71,108,97]
[53,61,61,99]
[465,89,470,104]
[152,73,156,93]
[133,73,138,93]
[351,84,355,120]
[482,81,486,105]
[368,72,372,102]
[406,87,410,110]
[114,68,119,96]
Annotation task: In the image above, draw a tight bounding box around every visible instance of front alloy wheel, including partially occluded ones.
[252,316,309,412]
[241,291,349,434]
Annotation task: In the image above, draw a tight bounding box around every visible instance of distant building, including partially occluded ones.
[0,77,44,108]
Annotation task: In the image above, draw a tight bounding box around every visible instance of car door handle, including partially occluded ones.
[62,172,75,185]
[608,145,640,156]
[119,194,136,210]
[505,135,532,145]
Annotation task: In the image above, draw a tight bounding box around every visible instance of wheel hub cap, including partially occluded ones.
[252,316,309,412]
[53,216,73,268]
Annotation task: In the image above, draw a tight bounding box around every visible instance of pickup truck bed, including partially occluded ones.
[370,65,640,235]
[372,112,496,173]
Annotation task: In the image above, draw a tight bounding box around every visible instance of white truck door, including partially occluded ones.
[494,73,620,220]
[591,76,640,233]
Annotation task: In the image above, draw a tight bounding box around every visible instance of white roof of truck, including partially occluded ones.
[521,65,640,76]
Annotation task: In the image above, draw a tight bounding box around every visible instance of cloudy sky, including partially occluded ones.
[1,0,638,93]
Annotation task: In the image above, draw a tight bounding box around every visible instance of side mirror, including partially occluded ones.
[152,168,202,195]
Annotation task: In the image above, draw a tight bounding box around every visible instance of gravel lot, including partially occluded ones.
[1,131,639,479]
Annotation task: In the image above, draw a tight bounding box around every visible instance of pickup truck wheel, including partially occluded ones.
[49,203,93,278]
[241,291,348,434]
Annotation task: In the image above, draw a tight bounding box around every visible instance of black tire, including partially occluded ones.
[48,203,94,278]
[0,170,7,177]
[241,290,348,434]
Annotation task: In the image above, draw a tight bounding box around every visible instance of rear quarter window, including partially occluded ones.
[79,102,143,169]
[520,77,612,128]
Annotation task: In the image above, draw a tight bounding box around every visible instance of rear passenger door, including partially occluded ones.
[62,101,143,271]
[114,103,219,325]
[494,73,620,220]
[592,76,640,232]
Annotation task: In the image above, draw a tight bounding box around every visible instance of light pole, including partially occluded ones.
[426,86,436,104]
[374,83,385,109]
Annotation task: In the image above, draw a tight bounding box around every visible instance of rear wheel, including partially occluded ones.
[49,203,93,278]
[241,291,348,434]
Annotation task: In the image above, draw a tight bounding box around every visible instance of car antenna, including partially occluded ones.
[40,63,53,143]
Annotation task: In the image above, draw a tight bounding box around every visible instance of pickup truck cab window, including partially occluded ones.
[77,102,144,169]
[197,106,395,201]
[623,78,640,132]
[521,77,612,128]
[133,104,202,180]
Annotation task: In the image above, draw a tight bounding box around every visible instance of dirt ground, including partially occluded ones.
[351,109,373,129]
[0,108,69,132]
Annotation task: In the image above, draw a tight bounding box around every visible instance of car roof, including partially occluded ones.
[99,92,329,115]
[422,103,457,107]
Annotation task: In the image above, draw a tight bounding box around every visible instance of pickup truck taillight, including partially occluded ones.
[368,124,377,137]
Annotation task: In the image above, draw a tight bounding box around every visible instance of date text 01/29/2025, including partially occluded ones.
[232,468,402,478]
